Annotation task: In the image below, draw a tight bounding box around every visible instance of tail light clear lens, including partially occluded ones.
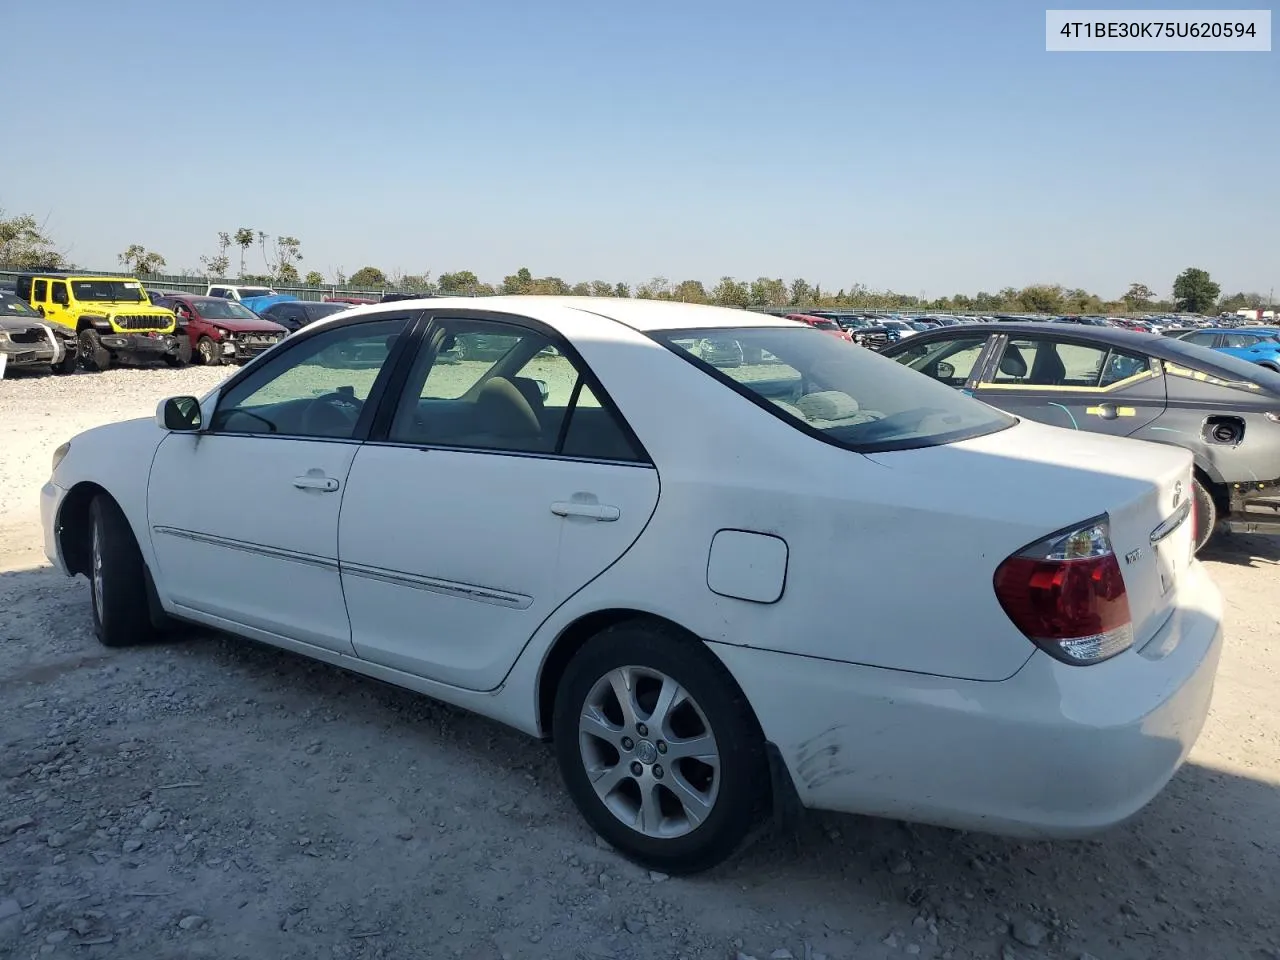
[993,516,1133,666]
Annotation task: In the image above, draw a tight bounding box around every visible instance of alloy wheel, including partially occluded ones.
[578,665,720,839]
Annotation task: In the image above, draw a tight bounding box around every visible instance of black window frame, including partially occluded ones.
[206,310,424,442]
[366,309,652,467]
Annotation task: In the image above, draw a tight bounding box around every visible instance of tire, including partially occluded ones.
[168,336,193,366]
[1192,477,1218,554]
[196,337,221,366]
[552,621,768,874]
[52,348,78,375]
[77,328,111,372]
[88,496,160,648]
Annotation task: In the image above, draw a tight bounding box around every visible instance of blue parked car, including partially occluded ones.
[1175,328,1280,372]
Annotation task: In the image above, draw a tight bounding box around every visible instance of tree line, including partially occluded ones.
[0,208,1267,316]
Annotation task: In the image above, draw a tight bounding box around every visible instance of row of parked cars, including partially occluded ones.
[0,274,366,376]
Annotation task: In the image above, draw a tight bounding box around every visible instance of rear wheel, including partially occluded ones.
[77,329,111,372]
[88,496,160,647]
[1192,478,1218,553]
[552,621,768,874]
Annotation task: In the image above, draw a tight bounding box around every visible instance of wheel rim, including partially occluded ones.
[199,340,214,362]
[91,520,105,615]
[578,666,720,839]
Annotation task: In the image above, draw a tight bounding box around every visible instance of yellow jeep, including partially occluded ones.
[18,273,183,371]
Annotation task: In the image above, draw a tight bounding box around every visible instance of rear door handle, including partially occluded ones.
[293,475,340,492]
[551,501,620,521]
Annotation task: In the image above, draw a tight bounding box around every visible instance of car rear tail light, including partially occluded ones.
[992,516,1133,666]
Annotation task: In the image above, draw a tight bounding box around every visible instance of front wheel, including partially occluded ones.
[552,621,768,874]
[52,347,78,374]
[196,336,222,366]
[1192,478,1218,553]
[88,495,160,647]
[77,329,111,372]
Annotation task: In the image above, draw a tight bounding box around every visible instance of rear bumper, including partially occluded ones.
[101,332,180,356]
[1224,475,1280,534]
[711,560,1224,837]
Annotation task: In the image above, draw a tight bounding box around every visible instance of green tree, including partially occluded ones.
[0,210,66,269]
[1172,267,1220,313]
[348,266,387,287]
[233,227,255,277]
[613,282,631,298]
[304,270,326,286]
[1122,282,1154,311]
[635,276,673,300]
[672,280,709,303]
[570,282,592,296]
[438,270,481,295]
[501,267,534,295]
[789,278,813,306]
[711,276,750,308]
[749,277,788,307]
[200,231,232,278]
[589,280,614,297]
[259,234,302,282]
[117,244,167,275]
[528,276,571,295]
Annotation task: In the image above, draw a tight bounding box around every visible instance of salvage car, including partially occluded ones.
[882,322,1280,550]
[154,295,287,366]
[0,291,78,374]
[16,273,182,371]
[42,297,1223,874]
[257,299,354,333]
[1173,328,1280,371]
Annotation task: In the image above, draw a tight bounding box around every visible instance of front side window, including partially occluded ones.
[388,319,644,461]
[33,279,48,302]
[655,326,1015,453]
[49,281,69,306]
[891,335,990,386]
[211,318,405,438]
[1222,332,1273,348]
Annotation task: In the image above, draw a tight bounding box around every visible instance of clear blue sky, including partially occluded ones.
[6,0,1277,299]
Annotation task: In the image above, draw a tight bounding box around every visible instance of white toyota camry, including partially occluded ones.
[41,296,1224,873]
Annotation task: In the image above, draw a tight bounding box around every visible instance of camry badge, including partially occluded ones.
[1125,547,1143,565]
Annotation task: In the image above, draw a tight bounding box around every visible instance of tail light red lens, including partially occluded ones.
[993,516,1133,665]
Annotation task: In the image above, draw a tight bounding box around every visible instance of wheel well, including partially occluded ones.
[535,610,750,741]
[1193,465,1229,514]
[58,482,110,577]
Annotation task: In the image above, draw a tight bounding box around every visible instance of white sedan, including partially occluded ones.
[41,297,1224,873]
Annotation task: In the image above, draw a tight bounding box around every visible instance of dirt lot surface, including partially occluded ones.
[2,366,1278,960]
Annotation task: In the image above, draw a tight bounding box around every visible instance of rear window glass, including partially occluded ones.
[655,326,1017,452]
[1159,339,1280,393]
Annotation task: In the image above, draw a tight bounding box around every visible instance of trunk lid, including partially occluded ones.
[867,419,1194,652]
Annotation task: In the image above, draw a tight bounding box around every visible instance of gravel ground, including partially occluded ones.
[2,365,1279,960]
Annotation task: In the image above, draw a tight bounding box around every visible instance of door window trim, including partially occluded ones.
[976,333,1160,394]
[365,308,654,468]
[205,310,426,443]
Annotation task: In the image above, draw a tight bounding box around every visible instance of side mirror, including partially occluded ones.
[157,395,202,431]
[533,378,549,401]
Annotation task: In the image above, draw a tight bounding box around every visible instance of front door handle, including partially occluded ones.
[293,475,340,492]
[551,501,620,521]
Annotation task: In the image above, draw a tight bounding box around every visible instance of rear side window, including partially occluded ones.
[655,326,1015,453]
